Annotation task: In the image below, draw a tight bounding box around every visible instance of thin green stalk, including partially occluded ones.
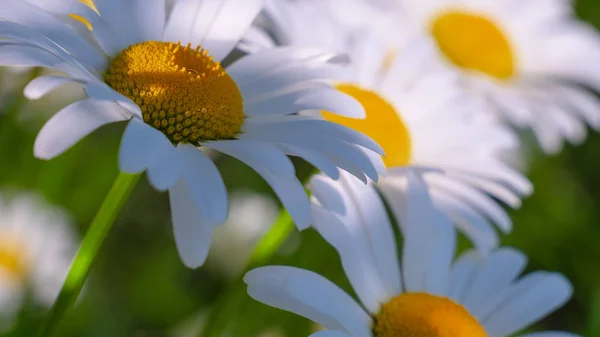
[199,208,296,337]
[38,172,141,337]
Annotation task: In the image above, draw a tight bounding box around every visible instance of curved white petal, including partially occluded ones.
[196,0,265,62]
[277,143,340,180]
[447,250,480,302]
[310,203,390,313]
[245,266,348,332]
[203,140,311,229]
[178,144,228,225]
[35,99,129,160]
[131,0,165,43]
[84,82,142,118]
[482,272,573,337]
[169,178,214,269]
[245,266,372,337]
[119,119,183,191]
[308,174,347,214]
[0,0,105,69]
[24,76,81,100]
[461,248,528,317]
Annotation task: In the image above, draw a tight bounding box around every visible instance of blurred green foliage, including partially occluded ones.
[1,1,600,336]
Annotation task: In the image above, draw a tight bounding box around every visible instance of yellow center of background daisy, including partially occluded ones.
[0,238,28,282]
[431,11,515,80]
[374,293,487,337]
[105,41,244,144]
[322,84,411,167]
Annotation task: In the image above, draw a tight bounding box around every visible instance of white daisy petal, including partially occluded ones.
[339,173,402,297]
[203,140,310,229]
[0,0,105,68]
[227,47,336,83]
[310,203,390,313]
[178,144,228,225]
[169,178,214,269]
[245,266,351,332]
[84,83,142,118]
[400,171,437,292]
[447,250,480,302]
[277,143,340,180]
[461,248,528,316]
[293,90,365,119]
[284,274,374,337]
[482,272,573,337]
[243,119,384,156]
[194,0,265,62]
[308,175,346,214]
[119,119,183,191]
[131,0,166,43]
[0,42,65,69]
[35,99,129,160]
[24,76,81,100]
[246,266,373,337]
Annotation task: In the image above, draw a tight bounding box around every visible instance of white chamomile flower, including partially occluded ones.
[0,0,383,268]
[245,183,576,337]
[376,0,600,153]
[246,1,531,252]
[0,191,76,331]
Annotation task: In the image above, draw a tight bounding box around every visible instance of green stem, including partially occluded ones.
[199,208,296,337]
[37,172,141,337]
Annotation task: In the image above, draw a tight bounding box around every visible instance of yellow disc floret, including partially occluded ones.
[374,293,488,337]
[322,84,411,167]
[431,10,515,80]
[105,41,244,144]
[0,238,29,282]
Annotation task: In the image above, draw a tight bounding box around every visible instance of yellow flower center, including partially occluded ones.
[322,84,411,167]
[430,10,515,80]
[0,238,29,282]
[374,293,488,337]
[105,41,244,144]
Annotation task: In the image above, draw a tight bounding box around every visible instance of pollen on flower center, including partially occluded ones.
[0,238,29,282]
[430,10,515,80]
[104,41,244,144]
[373,293,488,337]
[322,84,411,167]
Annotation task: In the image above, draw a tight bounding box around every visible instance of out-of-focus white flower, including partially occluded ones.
[245,188,576,337]
[0,0,383,269]
[206,191,279,278]
[246,0,531,253]
[0,191,76,331]
[355,0,600,154]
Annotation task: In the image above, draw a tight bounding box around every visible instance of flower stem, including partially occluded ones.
[199,207,296,337]
[37,172,141,337]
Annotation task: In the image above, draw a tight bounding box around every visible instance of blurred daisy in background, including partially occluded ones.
[206,191,279,278]
[0,0,383,268]
[0,191,76,331]
[247,0,531,252]
[245,185,576,337]
[375,0,600,153]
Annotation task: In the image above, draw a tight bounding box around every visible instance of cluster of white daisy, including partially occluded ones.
[0,0,598,335]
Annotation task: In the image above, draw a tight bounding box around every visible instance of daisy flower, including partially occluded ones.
[246,1,531,252]
[245,181,576,337]
[372,0,600,153]
[0,0,382,268]
[0,191,76,331]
